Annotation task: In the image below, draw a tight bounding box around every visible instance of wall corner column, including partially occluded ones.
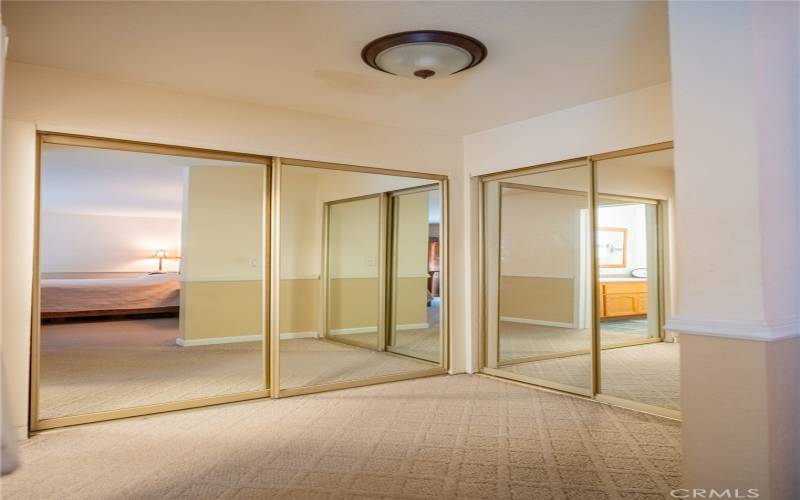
[668,1,800,498]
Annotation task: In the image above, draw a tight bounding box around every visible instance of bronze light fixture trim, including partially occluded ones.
[361,30,487,79]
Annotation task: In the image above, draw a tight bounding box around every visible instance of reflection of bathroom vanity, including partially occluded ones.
[599,278,648,319]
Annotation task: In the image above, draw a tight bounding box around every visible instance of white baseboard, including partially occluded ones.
[176,334,262,346]
[397,323,430,331]
[280,331,318,340]
[330,326,377,335]
[500,316,575,329]
[330,323,430,335]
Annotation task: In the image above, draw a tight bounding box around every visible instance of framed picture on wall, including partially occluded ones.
[597,227,627,268]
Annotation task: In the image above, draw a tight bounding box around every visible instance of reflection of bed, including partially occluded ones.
[41,273,180,319]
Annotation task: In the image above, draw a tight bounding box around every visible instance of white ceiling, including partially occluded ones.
[2,1,670,135]
[41,144,251,218]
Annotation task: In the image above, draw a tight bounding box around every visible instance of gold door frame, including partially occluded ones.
[320,193,386,351]
[29,134,452,431]
[595,193,665,352]
[481,161,595,398]
[30,132,273,432]
[270,159,449,399]
[478,141,679,420]
[385,183,442,364]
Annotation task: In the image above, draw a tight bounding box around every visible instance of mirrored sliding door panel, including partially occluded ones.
[596,149,678,411]
[279,163,445,391]
[484,163,593,393]
[481,144,678,417]
[36,139,268,422]
[326,196,382,350]
[388,186,442,363]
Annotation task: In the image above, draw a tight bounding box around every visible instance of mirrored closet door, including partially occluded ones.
[483,162,594,395]
[481,144,679,418]
[595,148,678,412]
[325,195,383,350]
[387,185,442,363]
[278,162,447,394]
[32,134,270,429]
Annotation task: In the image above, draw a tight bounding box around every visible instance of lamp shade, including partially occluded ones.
[375,43,472,79]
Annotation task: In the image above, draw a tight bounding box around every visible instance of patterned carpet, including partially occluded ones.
[505,343,680,410]
[39,319,434,419]
[2,374,681,499]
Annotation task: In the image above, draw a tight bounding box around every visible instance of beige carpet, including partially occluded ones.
[3,374,681,500]
[505,343,681,410]
[40,318,435,419]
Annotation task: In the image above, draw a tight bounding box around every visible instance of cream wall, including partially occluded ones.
[464,83,673,175]
[328,197,379,280]
[179,165,264,342]
[278,167,322,337]
[498,189,586,327]
[393,191,430,327]
[1,62,462,431]
[180,165,264,281]
[1,120,35,436]
[40,212,181,274]
[395,191,429,278]
[328,197,379,331]
[667,1,799,497]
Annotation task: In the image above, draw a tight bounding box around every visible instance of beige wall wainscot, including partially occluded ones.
[499,276,573,325]
[329,277,379,332]
[394,277,429,327]
[179,280,262,343]
[279,278,319,336]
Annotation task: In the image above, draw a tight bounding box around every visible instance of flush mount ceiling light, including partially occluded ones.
[361,30,487,79]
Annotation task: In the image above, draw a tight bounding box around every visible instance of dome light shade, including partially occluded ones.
[362,30,487,79]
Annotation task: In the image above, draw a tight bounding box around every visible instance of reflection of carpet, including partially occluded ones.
[5,374,682,500]
[505,342,681,410]
[39,318,434,419]
[499,318,655,362]
[332,300,441,363]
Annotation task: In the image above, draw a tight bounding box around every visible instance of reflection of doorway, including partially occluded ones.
[387,186,442,363]
[322,194,383,350]
[597,197,662,345]
[319,186,442,365]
